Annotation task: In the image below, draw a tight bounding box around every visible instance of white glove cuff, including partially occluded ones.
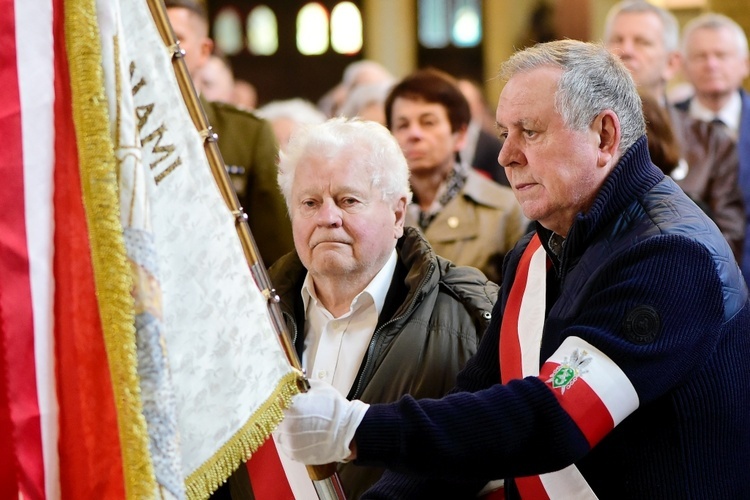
[340,399,369,461]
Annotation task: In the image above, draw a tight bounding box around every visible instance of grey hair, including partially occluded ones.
[338,81,393,119]
[342,60,394,88]
[277,117,412,210]
[500,40,645,153]
[603,1,679,53]
[255,98,327,126]
[682,13,748,58]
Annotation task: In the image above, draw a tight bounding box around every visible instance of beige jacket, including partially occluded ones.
[407,169,528,283]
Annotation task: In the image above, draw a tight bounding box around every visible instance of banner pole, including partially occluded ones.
[145,1,347,498]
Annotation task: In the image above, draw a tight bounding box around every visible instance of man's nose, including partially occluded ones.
[316,200,343,227]
[704,54,721,68]
[498,135,523,169]
[613,40,634,59]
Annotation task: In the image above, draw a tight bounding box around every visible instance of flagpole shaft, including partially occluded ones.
[146,1,346,498]
[311,469,347,499]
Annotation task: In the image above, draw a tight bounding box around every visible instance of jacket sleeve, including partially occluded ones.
[356,235,727,488]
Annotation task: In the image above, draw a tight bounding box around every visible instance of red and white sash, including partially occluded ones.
[246,436,319,499]
[499,234,595,499]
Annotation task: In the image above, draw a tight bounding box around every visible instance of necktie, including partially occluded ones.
[710,116,738,141]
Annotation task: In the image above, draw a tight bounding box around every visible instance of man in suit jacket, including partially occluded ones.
[604,1,745,261]
[677,12,750,286]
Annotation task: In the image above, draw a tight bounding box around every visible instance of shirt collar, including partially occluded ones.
[301,248,398,318]
[689,91,742,133]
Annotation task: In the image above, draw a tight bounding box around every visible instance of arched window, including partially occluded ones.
[417,0,483,90]
[207,1,364,106]
[452,0,481,48]
[247,5,278,55]
[213,7,243,56]
[418,0,482,48]
[330,2,362,54]
[297,3,329,55]
[419,0,450,48]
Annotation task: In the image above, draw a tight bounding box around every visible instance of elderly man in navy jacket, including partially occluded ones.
[275,40,750,499]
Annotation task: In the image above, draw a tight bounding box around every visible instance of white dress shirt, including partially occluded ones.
[274,249,398,499]
[301,249,397,395]
[688,91,742,140]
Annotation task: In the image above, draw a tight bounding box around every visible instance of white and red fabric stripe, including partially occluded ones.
[497,234,638,499]
[1,0,129,498]
[499,234,550,382]
[0,0,58,497]
[246,436,323,500]
[539,337,639,448]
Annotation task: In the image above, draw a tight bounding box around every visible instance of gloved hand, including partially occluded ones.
[274,379,370,465]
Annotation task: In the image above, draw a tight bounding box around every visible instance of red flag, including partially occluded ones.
[1,0,302,498]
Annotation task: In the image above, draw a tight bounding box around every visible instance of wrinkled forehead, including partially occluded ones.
[498,67,560,110]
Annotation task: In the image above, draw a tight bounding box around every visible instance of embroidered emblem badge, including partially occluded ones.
[623,305,661,344]
[547,349,592,393]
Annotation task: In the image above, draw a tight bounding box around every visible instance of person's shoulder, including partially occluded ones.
[268,251,305,292]
[667,104,697,136]
[435,256,499,316]
[206,100,267,126]
[669,105,732,147]
[462,169,517,208]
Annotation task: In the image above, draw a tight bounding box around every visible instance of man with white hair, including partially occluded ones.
[246,117,497,498]
[676,13,750,285]
[603,0,681,99]
[678,13,749,137]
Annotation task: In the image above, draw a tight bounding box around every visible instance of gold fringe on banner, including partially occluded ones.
[64,1,155,499]
[184,371,301,500]
[144,0,314,497]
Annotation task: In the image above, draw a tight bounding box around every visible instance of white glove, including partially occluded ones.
[274,380,370,465]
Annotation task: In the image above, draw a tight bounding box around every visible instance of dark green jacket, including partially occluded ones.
[202,97,293,266]
[267,227,499,498]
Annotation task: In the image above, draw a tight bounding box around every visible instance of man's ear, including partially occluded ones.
[594,110,621,168]
[393,196,407,239]
[197,37,214,69]
[741,54,750,81]
[664,50,682,83]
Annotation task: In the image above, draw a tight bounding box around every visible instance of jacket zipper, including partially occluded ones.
[350,264,436,400]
